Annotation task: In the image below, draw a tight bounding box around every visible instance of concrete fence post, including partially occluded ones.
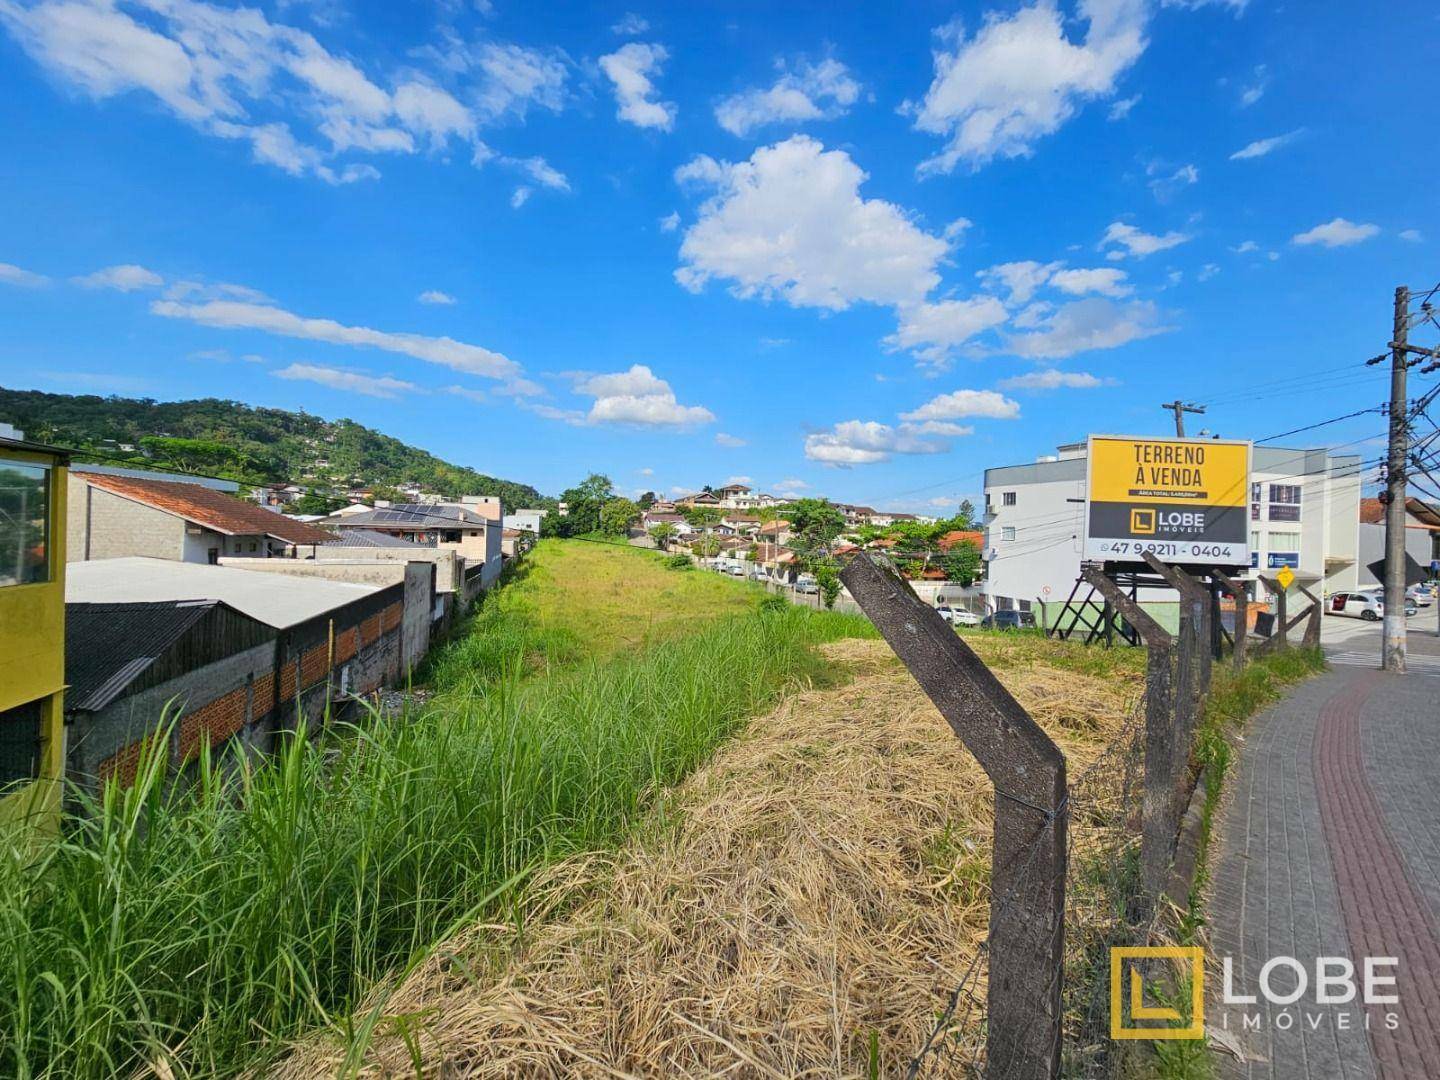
[1080,567,1177,913]
[1141,554,1207,748]
[841,554,1066,1079]
[1297,584,1323,648]
[1212,569,1249,672]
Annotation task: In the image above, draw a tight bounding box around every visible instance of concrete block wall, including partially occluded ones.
[68,481,186,562]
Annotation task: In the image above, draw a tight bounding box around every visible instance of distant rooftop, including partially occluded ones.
[67,557,380,629]
[74,469,334,544]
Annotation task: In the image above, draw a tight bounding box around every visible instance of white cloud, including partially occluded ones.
[1197,263,1220,281]
[0,0,559,185]
[676,136,947,311]
[996,369,1113,390]
[509,155,569,191]
[418,289,456,305]
[943,216,973,242]
[1238,65,1267,107]
[900,389,1020,422]
[905,420,976,436]
[73,263,164,291]
[885,296,1009,368]
[150,297,528,385]
[638,466,654,476]
[724,475,753,486]
[611,12,649,35]
[1100,221,1191,258]
[446,385,488,403]
[659,211,680,232]
[773,478,807,492]
[0,261,49,287]
[1292,217,1380,248]
[467,41,569,123]
[714,57,860,137]
[1147,162,1198,202]
[1048,267,1132,298]
[1003,297,1168,359]
[715,432,747,447]
[510,185,531,209]
[804,419,951,466]
[1108,93,1140,120]
[908,0,1149,175]
[1400,229,1423,244]
[1232,240,1259,254]
[977,260,1062,307]
[598,42,675,131]
[273,362,418,398]
[1230,129,1303,160]
[1162,0,1249,10]
[560,364,714,428]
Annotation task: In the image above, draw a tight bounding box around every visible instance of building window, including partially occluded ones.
[1268,484,1301,521]
[1018,598,1032,612]
[996,595,1014,611]
[0,459,50,587]
[0,698,42,790]
[1002,491,1017,506]
[1001,526,1017,541]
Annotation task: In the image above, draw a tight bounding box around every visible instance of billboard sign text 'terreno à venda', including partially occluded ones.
[1084,434,1251,568]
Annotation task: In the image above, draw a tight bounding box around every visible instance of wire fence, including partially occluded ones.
[904,697,1150,1078]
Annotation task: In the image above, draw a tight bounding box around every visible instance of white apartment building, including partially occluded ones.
[982,440,1362,616]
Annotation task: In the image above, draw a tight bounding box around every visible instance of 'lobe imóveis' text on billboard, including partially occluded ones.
[1084,435,1251,567]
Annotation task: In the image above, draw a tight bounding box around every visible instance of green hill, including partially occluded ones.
[0,387,549,511]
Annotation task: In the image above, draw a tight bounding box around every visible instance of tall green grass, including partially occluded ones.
[0,604,872,1078]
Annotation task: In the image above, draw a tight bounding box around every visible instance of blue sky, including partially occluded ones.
[0,0,1434,509]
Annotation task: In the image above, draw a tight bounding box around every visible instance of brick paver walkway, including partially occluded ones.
[1207,663,1440,1079]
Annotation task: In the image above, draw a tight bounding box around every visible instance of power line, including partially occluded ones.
[1255,406,1386,445]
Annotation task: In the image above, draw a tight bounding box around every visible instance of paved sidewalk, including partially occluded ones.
[1206,664,1440,1079]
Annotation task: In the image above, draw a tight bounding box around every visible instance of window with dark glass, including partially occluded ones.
[0,699,43,790]
[1268,483,1302,522]
[0,459,49,587]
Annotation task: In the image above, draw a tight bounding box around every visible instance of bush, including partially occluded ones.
[663,553,693,571]
[758,593,789,614]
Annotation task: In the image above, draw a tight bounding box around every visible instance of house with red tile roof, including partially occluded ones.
[68,469,337,565]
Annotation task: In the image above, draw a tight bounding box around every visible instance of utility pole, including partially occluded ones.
[1162,400,1206,438]
[1383,285,1410,673]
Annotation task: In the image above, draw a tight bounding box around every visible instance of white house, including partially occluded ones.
[505,508,547,534]
[982,439,1362,618]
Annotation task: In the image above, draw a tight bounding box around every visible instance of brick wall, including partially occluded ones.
[177,686,248,762]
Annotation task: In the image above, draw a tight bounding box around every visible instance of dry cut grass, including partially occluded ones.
[275,638,1141,1078]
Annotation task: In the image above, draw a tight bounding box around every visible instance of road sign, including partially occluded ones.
[1276,565,1295,591]
[1083,434,1251,568]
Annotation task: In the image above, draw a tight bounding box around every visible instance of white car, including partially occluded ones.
[1406,584,1433,608]
[936,606,981,627]
[1327,591,1384,621]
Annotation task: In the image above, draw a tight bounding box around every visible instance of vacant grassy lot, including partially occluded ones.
[0,541,870,1078]
[277,635,1148,1077]
[424,539,772,692]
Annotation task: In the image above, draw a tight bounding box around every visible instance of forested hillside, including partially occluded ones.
[0,387,548,509]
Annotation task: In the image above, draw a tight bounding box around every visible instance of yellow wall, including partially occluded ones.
[0,453,67,829]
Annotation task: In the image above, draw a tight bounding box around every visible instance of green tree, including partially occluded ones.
[940,541,982,586]
[637,490,657,510]
[814,561,841,609]
[552,473,615,536]
[289,492,347,516]
[599,497,640,537]
[648,521,678,549]
[783,498,845,575]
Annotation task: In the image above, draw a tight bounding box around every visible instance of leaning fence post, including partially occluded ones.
[1297,584,1323,648]
[1212,569,1248,672]
[840,554,1066,1080]
[1080,567,1176,913]
[1259,577,1289,649]
[1141,554,1206,747]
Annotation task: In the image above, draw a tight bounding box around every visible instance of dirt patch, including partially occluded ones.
[273,640,1140,1078]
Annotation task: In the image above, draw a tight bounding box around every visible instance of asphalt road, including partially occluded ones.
[1320,604,1440,676]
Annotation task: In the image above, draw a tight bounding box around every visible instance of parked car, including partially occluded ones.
[980,610,1037,630]
[748,567,769,581]
[1327,591,1384,620]
[794,578,819,595]
[936,606,981,627]
[1406,584,1433,608]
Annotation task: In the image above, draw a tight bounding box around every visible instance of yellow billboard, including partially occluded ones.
[1084,435,1251,566]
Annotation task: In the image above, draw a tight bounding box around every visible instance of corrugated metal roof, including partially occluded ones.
[334,528,427,548]
[65,600,218,711]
